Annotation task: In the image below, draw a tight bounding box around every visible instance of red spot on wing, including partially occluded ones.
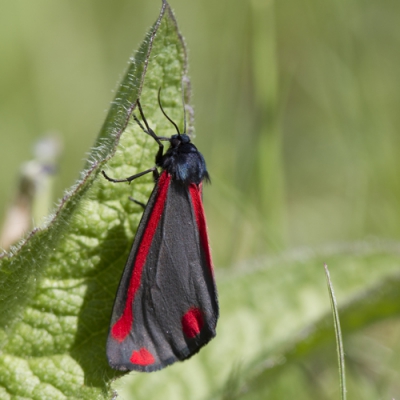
[188,183,214,275]
[130,348,155,366]
[111,172,171,342]
[182,307,204,338]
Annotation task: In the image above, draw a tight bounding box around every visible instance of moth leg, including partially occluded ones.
[102,167,160,207]
[126,165,160,208]
[128,196,146,209]
[101,167,156,184]
[134,100,167,164]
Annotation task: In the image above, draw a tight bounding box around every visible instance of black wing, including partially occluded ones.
[106,171,218,371]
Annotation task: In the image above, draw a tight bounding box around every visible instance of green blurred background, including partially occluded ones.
[1,0,400,397]
[2,0,400,266]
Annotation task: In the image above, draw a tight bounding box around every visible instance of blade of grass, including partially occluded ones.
[324,263,347,400]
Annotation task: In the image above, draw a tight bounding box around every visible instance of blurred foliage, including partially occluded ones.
[1,0,400,399]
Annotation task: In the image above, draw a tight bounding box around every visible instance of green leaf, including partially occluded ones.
[218,243,400,399]
[0,1,189,398]
[111,242,400,399]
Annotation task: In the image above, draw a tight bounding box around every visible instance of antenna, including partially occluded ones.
[158,88,181,136]
[181,79,187,134]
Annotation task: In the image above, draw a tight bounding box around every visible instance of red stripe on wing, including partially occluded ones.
[188,183,214,275]
[111,172,171,342]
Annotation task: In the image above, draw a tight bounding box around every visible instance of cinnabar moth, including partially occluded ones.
[102,91,218,372]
